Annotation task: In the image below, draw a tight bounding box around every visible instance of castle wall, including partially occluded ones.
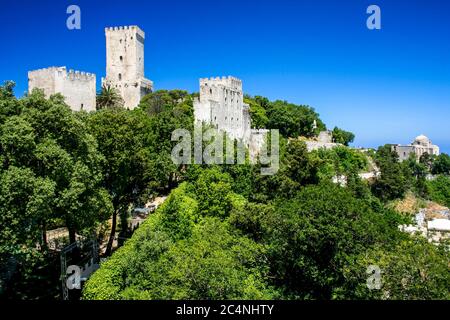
[28,68,56,98]
[28,67,96,112]
[103,26,153,109]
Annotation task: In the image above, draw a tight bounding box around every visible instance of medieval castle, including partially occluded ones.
[28,25,266,147]
[27,25,439,160]
[28,25,152,111]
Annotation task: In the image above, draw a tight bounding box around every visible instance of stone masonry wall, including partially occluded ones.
[28,66,96,112]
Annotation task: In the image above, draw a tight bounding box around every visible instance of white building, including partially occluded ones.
[194,76,252,143]
[102,26,153,109]
[28,66,96,112]
[392,135,440,162]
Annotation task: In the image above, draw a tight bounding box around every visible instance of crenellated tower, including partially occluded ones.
[194,76,251,143]
[102,25,153,109]
[28,66,96,112]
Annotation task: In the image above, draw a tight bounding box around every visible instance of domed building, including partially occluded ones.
[392,135,440,161]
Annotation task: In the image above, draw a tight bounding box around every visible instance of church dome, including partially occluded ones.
[413,134,430,146]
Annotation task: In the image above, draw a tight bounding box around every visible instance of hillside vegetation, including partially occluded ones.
[0,81,448,300]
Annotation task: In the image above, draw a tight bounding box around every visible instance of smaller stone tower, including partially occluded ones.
[28,66,96,112]
[194,76,251,142]
[102,26,153,109]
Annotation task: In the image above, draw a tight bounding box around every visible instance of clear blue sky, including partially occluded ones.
[1,0,449,152]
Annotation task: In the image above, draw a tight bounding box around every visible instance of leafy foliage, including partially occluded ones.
[332,126,355,146]
[341,238,450,300]
[432,153,450,175]
[372,145,407,201]
[261,183,406,299]
[96,85,124,110]
[244,96,325,138]
[1,81,448,301]
[426,175,450,208]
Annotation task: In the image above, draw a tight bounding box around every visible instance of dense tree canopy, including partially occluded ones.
[0,81,448,301]
[0,86,112,278]
[245,96,326,138]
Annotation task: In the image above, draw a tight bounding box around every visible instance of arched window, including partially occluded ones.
[118,73,122,81]
[120,56,123,62]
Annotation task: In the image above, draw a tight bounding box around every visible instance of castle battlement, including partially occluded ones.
[105,25,145,38]
[28,66,66,74]
[200,76,242,89]
[105,25,137,31]
[29,67,96,81]
[66,69,96,81]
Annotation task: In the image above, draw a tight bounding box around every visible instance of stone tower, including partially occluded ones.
[28,66,96,112]
[194,76,251,143]
[102,26,153,109]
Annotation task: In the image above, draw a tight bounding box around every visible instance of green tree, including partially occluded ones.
[419,152,433,171]
[1,89,112,244]
[83,207,276,299]
[96,85,124,110]
[432,153,450,175]
[87,108,153,255]
[372,145,407,201]
[403,155,428,197]
[245,97,269,129]
[0,81,22,124]
[139,90,190,116]
[265,99,325,138]
[332,126,355,146]
[189,168,234,218]
[340,238,450,300]
[0,167,55,264]
[262,183,405,299]
[426,175,450,208]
